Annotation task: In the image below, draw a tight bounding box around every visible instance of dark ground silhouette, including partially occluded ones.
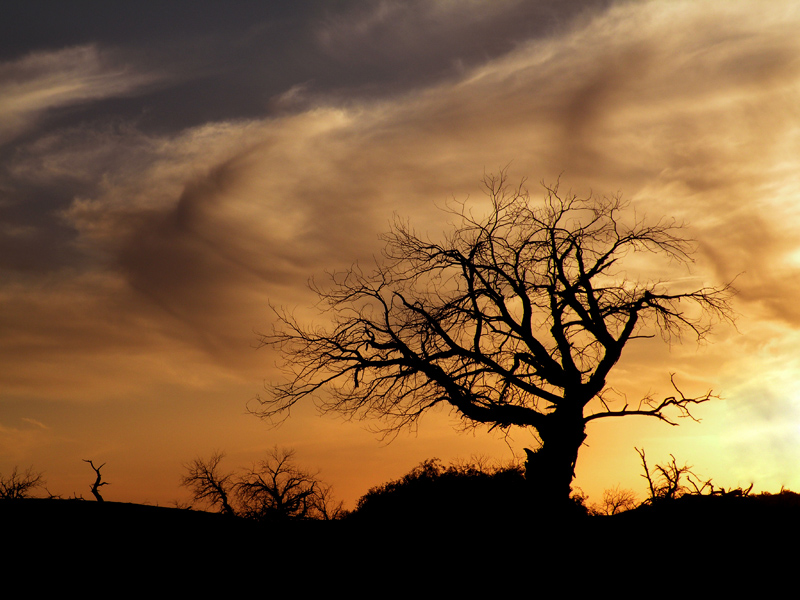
[4,463,799,590]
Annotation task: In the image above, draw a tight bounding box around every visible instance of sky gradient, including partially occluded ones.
[3,0,800,507]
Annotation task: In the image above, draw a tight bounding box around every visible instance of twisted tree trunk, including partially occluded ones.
[524,408,586,512]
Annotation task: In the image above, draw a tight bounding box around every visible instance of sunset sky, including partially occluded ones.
[3,0,800,509]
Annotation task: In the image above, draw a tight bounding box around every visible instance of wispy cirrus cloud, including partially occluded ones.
[5,0,800,403]
[0,45,158,145]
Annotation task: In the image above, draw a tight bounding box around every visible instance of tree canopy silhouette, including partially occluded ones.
[258,171,734,508]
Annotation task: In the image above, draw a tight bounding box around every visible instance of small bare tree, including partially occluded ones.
[182,451,236,516]
[236,447,340,521]
[83,459,109,502]
[593,484,638,515]
[313,484,347,521]
[0,466,45,500]
[181,447,343,521]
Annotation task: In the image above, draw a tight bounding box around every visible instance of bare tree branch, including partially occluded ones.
[585,374,715,425]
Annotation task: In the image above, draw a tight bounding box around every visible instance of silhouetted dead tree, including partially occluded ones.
[181,451,236,516]
[258,170,735,509]
[0,466,45,500]
[83,459,109,502]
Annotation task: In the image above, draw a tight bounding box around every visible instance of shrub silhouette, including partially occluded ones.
[351,458,528,525]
